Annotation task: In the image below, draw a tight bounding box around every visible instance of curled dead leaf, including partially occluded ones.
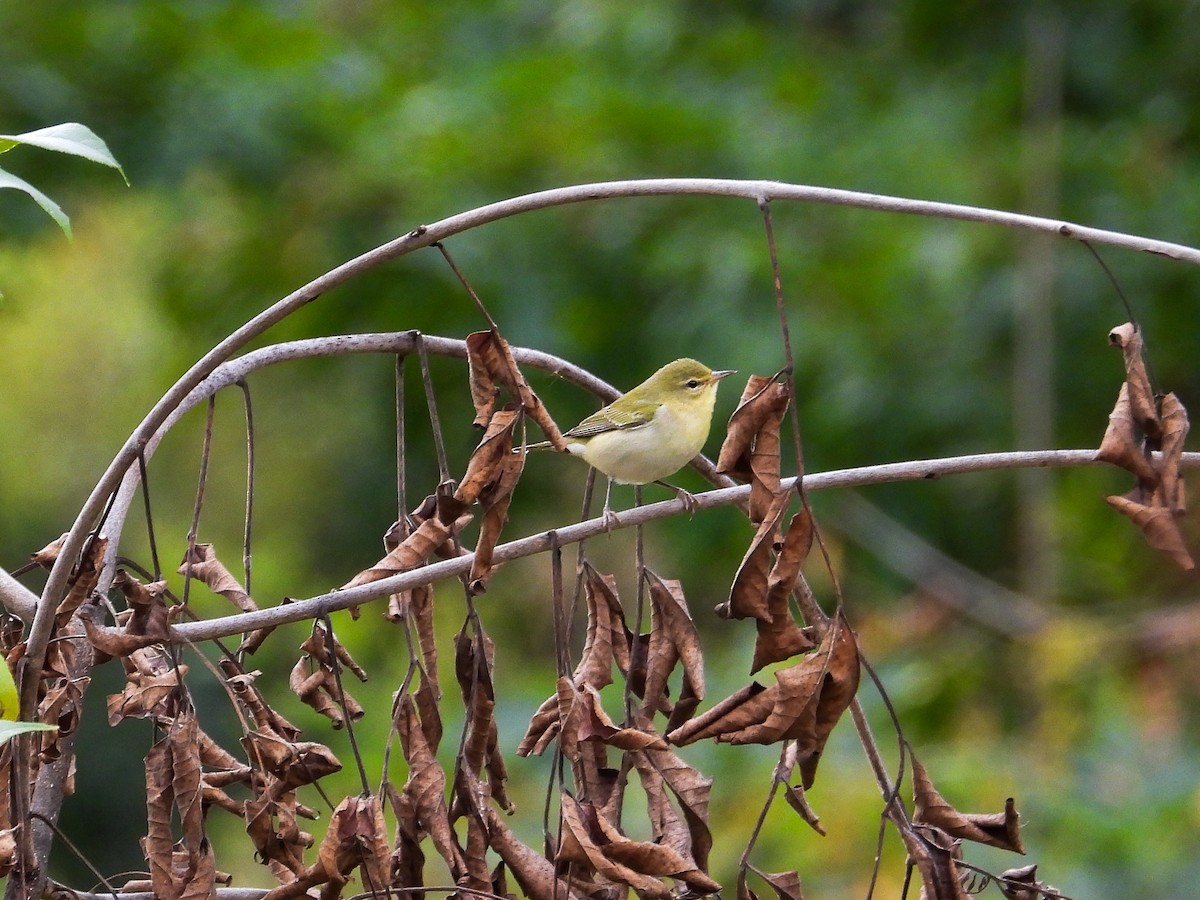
[466,329,565,449]
[912,755,1024,854]
[640,569,705,730]
[718,491,792,622]
[1096,382,1159,484]
[178,543,255,612]
[1158,391,1189,516]
[1105,493,1194,570]
[460,407,525,593]
[717,374,793,524]
[1108,323,1160,439]
[484,806,585,900]
[752,509,817,674]
[668,611,859,789]
[54,536,108,623]
[342,482,471,589]
[558,793,719,898]
[391,693,464,876]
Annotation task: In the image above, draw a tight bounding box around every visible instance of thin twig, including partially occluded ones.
[434,242,499,331]
[415,334,451,483]
[134,443,160,580]
[181,396,217,610]
[395,353,408,518]
[236,379,255,600]
[736,744,789,879]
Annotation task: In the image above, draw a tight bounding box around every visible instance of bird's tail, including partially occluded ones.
[514,440,555,453]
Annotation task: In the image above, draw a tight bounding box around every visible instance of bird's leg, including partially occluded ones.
[601,477,621,532]
[655,479,699,516]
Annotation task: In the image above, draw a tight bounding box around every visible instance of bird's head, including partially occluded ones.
[641,358,736,410]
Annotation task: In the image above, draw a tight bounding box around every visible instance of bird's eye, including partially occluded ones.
[686,379,701,389]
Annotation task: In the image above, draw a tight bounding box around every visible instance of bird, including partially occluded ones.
[523,358,735,519]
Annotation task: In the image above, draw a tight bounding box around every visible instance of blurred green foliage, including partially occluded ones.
[3,1,1200,897]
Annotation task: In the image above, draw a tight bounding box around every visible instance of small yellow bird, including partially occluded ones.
[526,358,735,514]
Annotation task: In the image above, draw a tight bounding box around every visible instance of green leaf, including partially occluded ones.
[0,720,58,744]
[0,122,128,185]
[0,165,72,237]
[0,657,21,719]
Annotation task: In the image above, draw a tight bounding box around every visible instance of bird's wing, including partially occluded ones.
[564,399,660,438]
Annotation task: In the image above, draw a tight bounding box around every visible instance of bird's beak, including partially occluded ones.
[711,369,736,383]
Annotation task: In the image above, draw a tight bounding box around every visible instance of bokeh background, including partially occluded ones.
[3,2,1200,897]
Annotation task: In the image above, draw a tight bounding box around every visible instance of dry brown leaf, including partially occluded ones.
[629,740,715,883]
[178,542,255,612]
[392,692,464,876]
[466,330,501,428]
[107,665,188,725]
[636,744,714,872]
[1108,323,1160,439]
[1098,326,1194,569]
[79,572,171,657]
[458,805,494,897]
[780,745,826,836]
[717,375,793,524]
[454,629,512,813]
[1105,493,1195,570]
[289,621,368,728]
[54,536,108,623]
[461,407,525,593]
[144,730,175,896]
[342,483,471,589]
[34,622,91,763]
[796,612,862,788]
[244,795,313,885]
[220,660,301,741]
[412,669,443,753]
[668,611,859,789]
[1159,391,1189,515]
[29,534,67,569]
[1096,381,1159,484]
[587,793,721,896]
[260,794,390,900]
[997,864,1059,900]
[556,795,672,899]
[667,682,768,746]
[639,570,705,731]
[386,578,441,702]
[327,794,391,896]
[241,731,342,791]
[740,867,805,900]
[752,509,817,674]
[456,406,522,506]
[516,692,562,758]
[387,780,426,899]
[518,565,632,757]
[466,329,566,449]
[143,713,215,900]
[576,564,632,688]
[718,490,792,622]
[912,755,1024,854]
[575,683,668,752]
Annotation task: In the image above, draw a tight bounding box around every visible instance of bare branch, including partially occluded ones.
[149,448,1200,645]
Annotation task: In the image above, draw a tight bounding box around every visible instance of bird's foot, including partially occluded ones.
[668,484,699,516]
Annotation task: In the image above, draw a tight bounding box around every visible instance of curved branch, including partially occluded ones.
[152,448,1200,645]
[94,332,736,585]
[31,178,1200,718]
